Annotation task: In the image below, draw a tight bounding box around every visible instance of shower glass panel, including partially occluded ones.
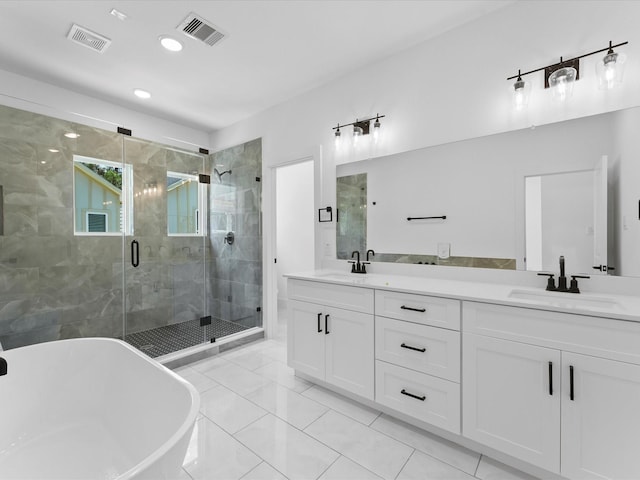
[0,104,125,349]
[122,137,209,357]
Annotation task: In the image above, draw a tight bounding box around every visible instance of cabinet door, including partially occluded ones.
[463,334,560,473]
[562,352,640,480]
[287,300,325,379]
[324,306,374,399]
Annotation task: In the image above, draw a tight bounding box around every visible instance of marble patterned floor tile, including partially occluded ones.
[245,382,329,429]
[200,384,269,434]
[174,366,219,393]
[201,360,273,396]
[190,355,232,374]
[397,450,475,480]
[240,461,288,480]
[253,361,314,393]
[318,456,383,480]
[226,349,280,371]
[301,385,380,425]
[475,456,539,480]
[304,410,413,480]
[260,344,288,363]
[182,417,261,480]
[370,414,480,475]
[235,414,339,480]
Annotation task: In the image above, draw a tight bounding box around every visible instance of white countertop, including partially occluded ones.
[285,270,640,322]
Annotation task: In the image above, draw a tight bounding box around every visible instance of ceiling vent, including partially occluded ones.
[67,24,111,53]
[177,12,226,47]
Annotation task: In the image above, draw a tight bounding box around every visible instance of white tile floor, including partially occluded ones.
[174,320,539,480]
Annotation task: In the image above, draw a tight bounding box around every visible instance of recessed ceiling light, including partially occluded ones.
[110,8,128,21]
[159,35,183,52]
[40,160,47,165]
[64,132,80,139]
[48,148,60,153]
[134,89,151,99]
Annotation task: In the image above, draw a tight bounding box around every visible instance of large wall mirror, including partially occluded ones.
[336,106,640,277]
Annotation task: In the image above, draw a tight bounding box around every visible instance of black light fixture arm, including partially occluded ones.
[507,40,628,81]
[332,114,386,131]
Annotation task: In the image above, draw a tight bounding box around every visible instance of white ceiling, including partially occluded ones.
[0,1,513,133]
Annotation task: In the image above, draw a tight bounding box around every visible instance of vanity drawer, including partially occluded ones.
[375,317,460,382]
[375,290,460,330]
[375,360,460,433]
[288,279,374,314]
[463,301,640,365]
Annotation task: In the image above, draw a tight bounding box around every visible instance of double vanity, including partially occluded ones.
[286,271,640,479]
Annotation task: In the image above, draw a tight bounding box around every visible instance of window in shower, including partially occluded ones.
[73,155,133,235]
[167,171,207,236]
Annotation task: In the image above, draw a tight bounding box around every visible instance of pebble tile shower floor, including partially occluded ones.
[171,321,540,480]
[126,318,251,358]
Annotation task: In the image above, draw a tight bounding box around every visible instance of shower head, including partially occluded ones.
[213,168,232,181]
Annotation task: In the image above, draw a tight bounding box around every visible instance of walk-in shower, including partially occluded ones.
[0,103,263,358]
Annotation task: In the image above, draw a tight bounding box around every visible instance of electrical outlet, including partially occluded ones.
[437,242,450,259]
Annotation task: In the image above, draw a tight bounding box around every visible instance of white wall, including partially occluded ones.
[0,68,209,151]
[209,1,640,301]
[276,160,315,300]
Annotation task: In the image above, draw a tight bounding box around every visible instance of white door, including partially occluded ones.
[324,306,374,399]
[462,334,561,473]
[592,155,608,274]
[561,352,640,480]
[287,300,325,379]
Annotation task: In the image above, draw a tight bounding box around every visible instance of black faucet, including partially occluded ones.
[0,357,7,376]
[557,256,569,292]
[349,250,367,274]
[366,249,375,261]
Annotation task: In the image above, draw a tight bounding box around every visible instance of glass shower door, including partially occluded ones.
[122,137,209,357]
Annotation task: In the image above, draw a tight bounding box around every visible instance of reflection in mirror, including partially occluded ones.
[336,106,640,277]
[336,173,367,258]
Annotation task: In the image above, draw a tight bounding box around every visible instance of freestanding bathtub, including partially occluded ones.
[0,338,200,479]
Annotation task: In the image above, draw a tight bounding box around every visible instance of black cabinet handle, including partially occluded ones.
[401,389,426,401]
[131,240,139,268]
[317,313,322,333]
[401,343,426,353]
[400,305,426,313]
[570,365,574,401]
[548,361,553,396]
[325,314,330,335]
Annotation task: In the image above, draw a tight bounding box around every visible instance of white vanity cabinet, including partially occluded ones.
[462,301,640,479]
[287,279,375,399]
[374,290,461,433]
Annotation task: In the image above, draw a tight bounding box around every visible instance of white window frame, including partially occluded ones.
[73,155,133,236]
[167,171,207,237]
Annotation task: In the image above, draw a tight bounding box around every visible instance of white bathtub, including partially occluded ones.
[0,338,200,479]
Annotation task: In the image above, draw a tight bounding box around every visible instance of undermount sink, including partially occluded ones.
[508,289,621,310]
[315,272,366,281]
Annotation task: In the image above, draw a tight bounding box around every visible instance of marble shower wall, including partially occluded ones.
[208,138,263,329]
[0,104,126,349]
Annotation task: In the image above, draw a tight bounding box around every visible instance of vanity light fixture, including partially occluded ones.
[332,114,385,148]
[507,40,628,107]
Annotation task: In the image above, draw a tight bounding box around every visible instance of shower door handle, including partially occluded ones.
[131,240,140,268]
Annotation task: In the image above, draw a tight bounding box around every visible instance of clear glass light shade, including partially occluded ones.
[334,129,342,150]
[512,78,531,110]
[372,119,381,144]
[596,51,626,90]
[352,125,363,146]
[548,66,577,102]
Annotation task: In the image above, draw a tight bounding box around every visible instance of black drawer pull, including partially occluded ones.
[325,314,330,335]
[401,343,426,353]
[401,389,426,401]
[548,361,553,396]
[400,305,426,313]
[317,313,322,333]
[570,365,574,401]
